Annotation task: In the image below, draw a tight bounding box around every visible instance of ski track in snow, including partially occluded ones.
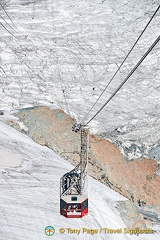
[0,122,160,240]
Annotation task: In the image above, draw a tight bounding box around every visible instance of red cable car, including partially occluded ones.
[60,195,88,218]
[60,125,89,218]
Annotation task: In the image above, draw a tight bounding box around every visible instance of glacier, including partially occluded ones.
[0,121,160,240]
[0,0,160,161]
[0,1,160,238]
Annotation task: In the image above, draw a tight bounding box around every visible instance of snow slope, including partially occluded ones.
[0,121,159,240]
[0,0,160,160]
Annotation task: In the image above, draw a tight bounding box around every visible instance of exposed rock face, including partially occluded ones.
[9,106,160,207]
[0,0,159,163]
[116,200,152,229]
[138,205,160,224]
[90,136,160,206]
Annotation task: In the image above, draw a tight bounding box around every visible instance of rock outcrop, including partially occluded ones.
[8,106,160,207]
[116,200,152,229]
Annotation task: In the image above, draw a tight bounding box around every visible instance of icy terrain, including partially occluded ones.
[0,121,159,240]
[0,0,160,160]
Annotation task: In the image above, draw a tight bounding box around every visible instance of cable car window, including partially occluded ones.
[60,199,66,210]
[82,199,88,211]
[71,197,77,201]
[67,203,81,212]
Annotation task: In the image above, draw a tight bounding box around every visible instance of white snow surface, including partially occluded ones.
[0,0,160,160]
[0,121,159,240]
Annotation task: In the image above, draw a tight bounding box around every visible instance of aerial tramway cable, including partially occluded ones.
[0,13,20,35]
[0,21,18,39]
[0,2,22,34]
[0,3,20,39]
[85,35,160,125]
[81,4,160,124]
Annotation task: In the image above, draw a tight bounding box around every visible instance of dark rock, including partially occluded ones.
[116,200,152,228]
[0,111,4,115]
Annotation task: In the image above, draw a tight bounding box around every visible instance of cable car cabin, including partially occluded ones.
[60,195,88,218]
[60,125,89,218]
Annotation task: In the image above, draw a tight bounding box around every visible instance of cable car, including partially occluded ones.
[60,125,89,218]
[60,195,88,218]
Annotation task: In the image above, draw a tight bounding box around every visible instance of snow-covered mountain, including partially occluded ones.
[0,121,159,240]
[0,0,160,160]
[0,1,160,238]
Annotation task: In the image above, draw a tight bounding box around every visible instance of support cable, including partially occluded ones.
[0,66,7,76]
[85,35,160,125]
[0,21,18,39]
[0,13,20,35]
[81,5,160,124]
[0,2,23,34]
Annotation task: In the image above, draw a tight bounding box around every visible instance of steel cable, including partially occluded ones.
[0,13,20,35]
[85,35,160,125]
[0,21,19,39]
[81,5,160,124]
[0,2,23,34]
